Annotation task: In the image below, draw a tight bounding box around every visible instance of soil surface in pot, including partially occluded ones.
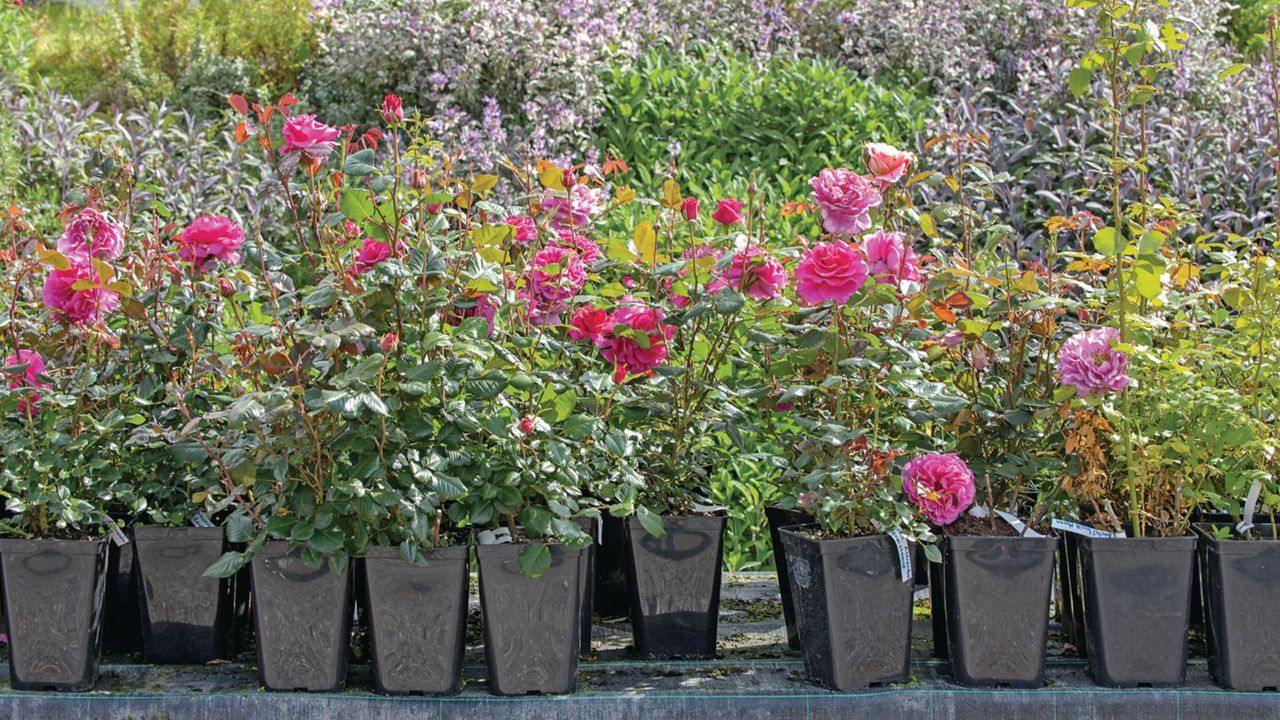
[942,515,1020,537]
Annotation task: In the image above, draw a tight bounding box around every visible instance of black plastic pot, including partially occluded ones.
[132,527,232,664]
[0,539,108,691]
[593,514,630,618]
[250,542,353,691]
[1056,533,1086,654]
[1196,523,1280,691]
[624,514,726,659]
[764,506,811,650]
[101,537,143,654]
[477,542,584,695]
[361,544,469,695]
[1077,532,1197,687]
[940,534,1058,687]
[779,528,913,690]
[573,517,599,656]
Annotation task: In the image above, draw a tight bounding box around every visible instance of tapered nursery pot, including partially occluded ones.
[477,542,585,695]
[765,506,811,649]
[593,513,630,618]
[133,526,232,664]
[362,544,469,695]
[574,517,599,656]
[102,536,143,654]
[0,539,108,691]
[250,542,353,692]
[624,514,726,659]
[780,528,913,690]
[1196,523,1280,691]
[1056,532,1087,655]
[1077,531,1196,687]
[939,533,1058,687]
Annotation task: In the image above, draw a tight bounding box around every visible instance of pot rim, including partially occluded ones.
[0,537,108,554]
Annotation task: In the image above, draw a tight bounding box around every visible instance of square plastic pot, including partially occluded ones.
[764,506,811,650]
[0,538,108,691]
[624,514,726,659]
[133,526,232,664]
[780,528,913,691]
[1195,522,1280,691]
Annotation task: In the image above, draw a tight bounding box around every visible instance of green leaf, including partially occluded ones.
[1134,258,1164,300]
[562,414,596,440]
[713,289,745,314]
[339,189,375,221]
[343,149,378,176]
[636,505,667,538]
[1092,227,1118,255]
[203,551,247,578]
[923,543,942,564]
[518,543,552,578]
[1219,63,1249,81]
[303,284,339,308]
[1068,66,1092,98]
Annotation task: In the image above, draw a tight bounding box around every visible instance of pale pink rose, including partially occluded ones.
[524,246,587,324]
[809,168,882,235]
[351,238,393,275]
[177,215,244,271]
[568,305,613,341]
[903,453,976,526]
[794,241,869,305]
[57,208,124,260]
[3,349,49,416]
[863,229,922,285]
[712,245,787,300]
[42,258,120,325]
[596,300,673,374]
[542,184,607,229]
[865,142,916,187]
[505,215,538,244]
[1057,327,1130,397]
[279,114,341,160]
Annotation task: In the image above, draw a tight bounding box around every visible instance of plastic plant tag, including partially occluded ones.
[888,529,913,583]
[103,516,130,546]
[477,527,513,545]
[1236,479,1263,536]
[995,509,1044,538]
[191,512,216,528]
[1050,518,1124,539]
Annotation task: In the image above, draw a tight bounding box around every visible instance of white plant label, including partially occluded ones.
[1051,518,1124,539]
[1236,479,1263,536]
[104,517,129,546]
[477,527,512,545]
[995,509,1044,538]
[888,529,913,583]
[191,512,216,529]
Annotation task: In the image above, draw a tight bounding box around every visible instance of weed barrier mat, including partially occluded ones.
[0,573,1273,719]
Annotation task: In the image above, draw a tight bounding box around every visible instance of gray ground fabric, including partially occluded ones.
[0,572,1274,719]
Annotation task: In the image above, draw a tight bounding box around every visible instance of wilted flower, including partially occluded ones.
[177,215,244,271]
[1057,327,1130,397]
[794,241,869,305]
[57,208,125,260]
[809,168,882,235]
[903,453,976,525]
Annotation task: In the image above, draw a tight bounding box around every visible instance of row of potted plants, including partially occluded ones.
[1,1,1278,695]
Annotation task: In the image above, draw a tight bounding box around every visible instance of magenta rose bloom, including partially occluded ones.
[711,199,745,226]
[380,93,404,125]
[42,258,120,325]
[542,184,607,230]
[596,301,673,374]
[454,293,497,336]
[712,245,787,300]
[351,238,393,275]
[681,197,700,221]
[525,245,587,324]
[903,452,976,526]
[1057,327,1130,397]
[4,349,49,416]
[794,241,870,305]
[57,208,124,260]
[863,229,922,285]
[177,215,244,271]
[279,114,341,161]
[505,215,538,245]
[865,142,916,187]
[553,228,602,265]
[568,305,613,341]
[809,168,882,235]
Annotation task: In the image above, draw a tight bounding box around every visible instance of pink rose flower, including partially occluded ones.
[1057,327,1130,397]
[809,168,882,235]
[505,215,538,245]
[712,245,787,300]
[518,416,536,435]
[453,293,497,336]
[865,142,916,187]
[381,94,404,125]
[863,229,922,285]
[351,238,393,275]
[279,114,341,161]
[712,199,745,226]
[524,245,587,324]
[177,215,244,271]
[553,228,602,265]
[42,258,120,325]
[596,300,673,374]
[542,184,607,229]
[681,197,700,221]
[569,305,613,341]
[57,208,125,260]
[903,452,976,526]
[794,241,869,305]
[4,349,49,416]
